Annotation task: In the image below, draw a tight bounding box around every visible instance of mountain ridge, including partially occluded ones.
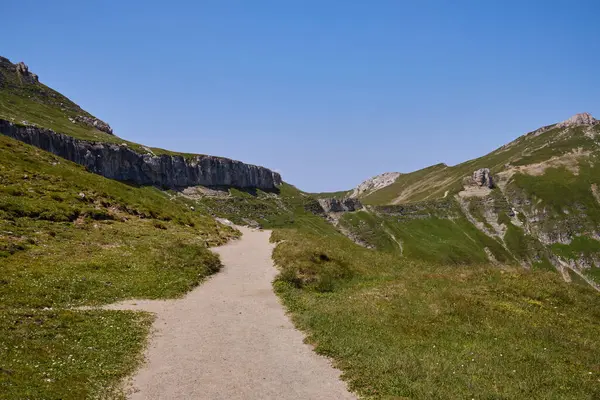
[346,112,600,205]
[0,56,281,190]
[325,113,600,290]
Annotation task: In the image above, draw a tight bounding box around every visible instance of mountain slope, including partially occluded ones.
[271,116,600,398]
[0,131,244,398]
[0,57,267,398]
[332,114,600,289]
[355,114,599,205]
[0,57,281,190]
[0,57,122,145]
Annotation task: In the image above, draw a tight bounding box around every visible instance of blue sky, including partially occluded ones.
[3,0,600,192]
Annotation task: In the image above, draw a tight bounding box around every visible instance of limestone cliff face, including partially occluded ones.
[349,172,401,198]
[318,197,363,213]
[0,120,282,190]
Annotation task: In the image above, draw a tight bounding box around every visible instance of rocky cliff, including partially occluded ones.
[0,119,282,190]
[349,172,401,198]
[318,197,363,213]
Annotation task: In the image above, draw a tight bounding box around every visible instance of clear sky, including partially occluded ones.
[3,0,599,192]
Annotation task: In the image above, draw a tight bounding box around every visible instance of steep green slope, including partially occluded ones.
[339,201,512,265]
[0,135,237,307]
[361,163,448,205]
[0,131,236,398]
[0,57,201,157]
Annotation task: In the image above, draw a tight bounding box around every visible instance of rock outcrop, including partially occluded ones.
[318,197,363,213]
[557,112,599,128]
[73,115,114,135]
[15,62,38,84]
[350,172,401,198]
[0,119,282,190]
[471,168,494,188]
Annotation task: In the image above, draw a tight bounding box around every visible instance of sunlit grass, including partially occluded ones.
[0,135,237,398]
[272,228,600,399]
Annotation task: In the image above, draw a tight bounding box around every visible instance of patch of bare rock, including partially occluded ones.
[557,112,599,128]
[15,61,39,84]
[72,115,114,135]
[349,172,401,198]
[317,197,363,213]
[459,168,494,197]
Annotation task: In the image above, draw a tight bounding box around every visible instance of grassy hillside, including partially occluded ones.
[1,57,201,158]
[0,55,274,398]
[189,116,600,397]
[332,116,600,290]
[339,207,512,265]
[0,135,237,398]
[360,123,600,205]
[194,183,336,234]
[273,228,600,399]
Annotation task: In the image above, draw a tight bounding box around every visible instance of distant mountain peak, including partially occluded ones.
[557,112,598,128]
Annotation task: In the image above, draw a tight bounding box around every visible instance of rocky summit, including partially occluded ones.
[14,61,39,84]
[556,112,599,128]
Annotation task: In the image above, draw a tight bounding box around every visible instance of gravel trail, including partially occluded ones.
[106,226,356,400]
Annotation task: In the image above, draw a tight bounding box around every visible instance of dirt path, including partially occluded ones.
[106,226,356,400]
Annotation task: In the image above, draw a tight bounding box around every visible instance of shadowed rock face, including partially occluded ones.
[0,120,282,190]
